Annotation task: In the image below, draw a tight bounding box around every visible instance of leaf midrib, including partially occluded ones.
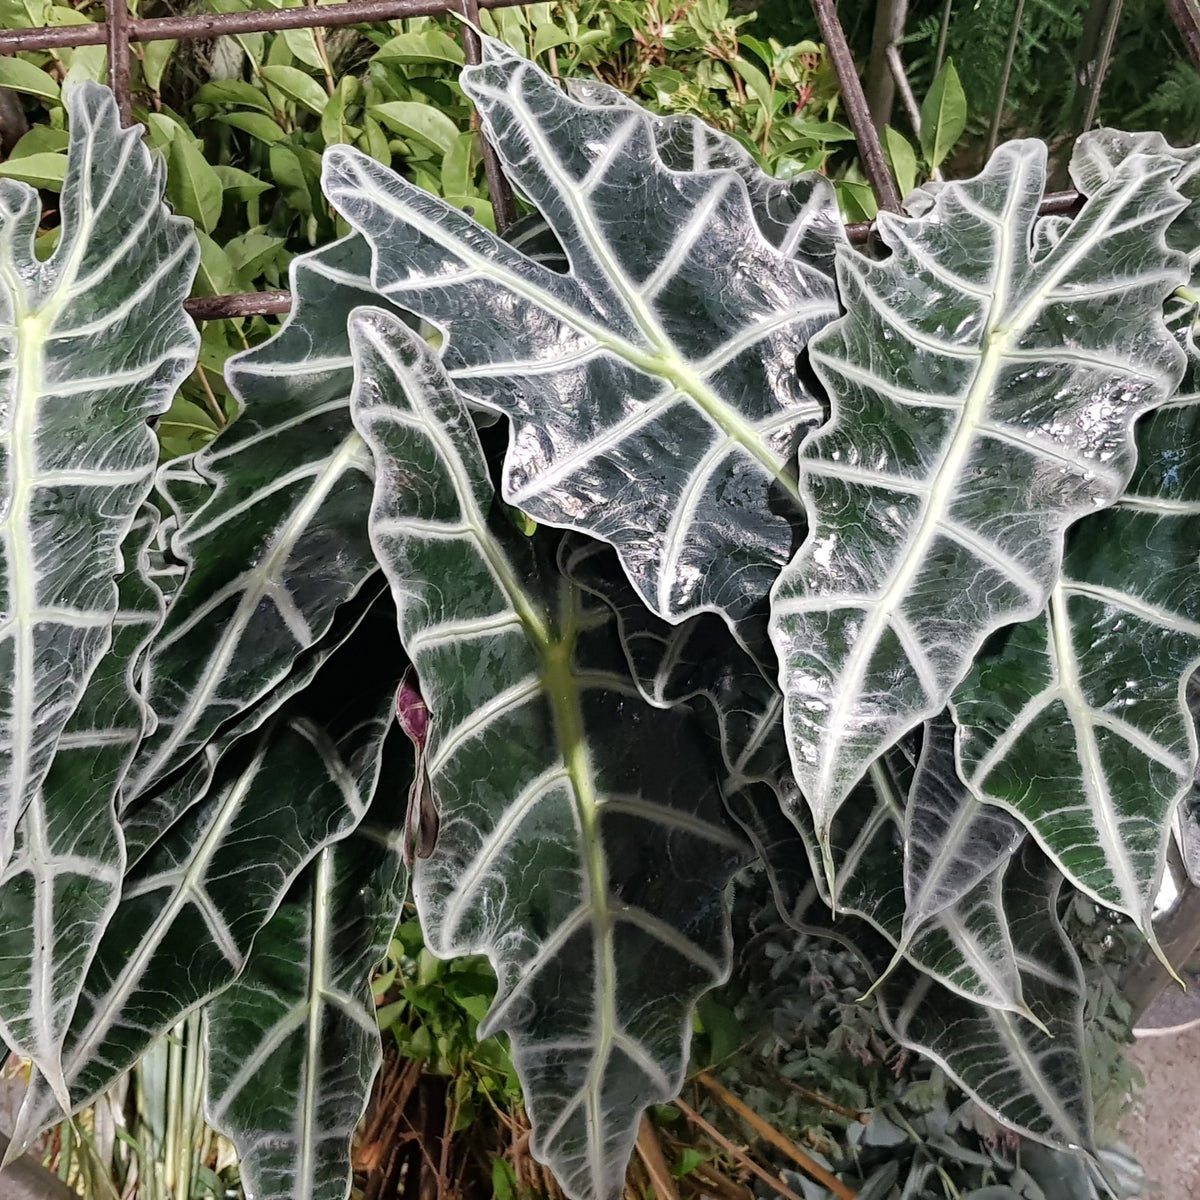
[807,152,1151,827]
[499,81,803,504]
[345,162,800,503]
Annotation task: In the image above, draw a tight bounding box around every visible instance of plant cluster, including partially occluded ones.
[0,0,868,462]
[1,26,1199,1200]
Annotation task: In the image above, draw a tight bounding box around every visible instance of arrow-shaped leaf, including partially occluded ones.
[874,843,1094,1157]
[324,37,840,638]
[752,804,1093,1154]
[0,82,198,864]
[952,137,1200,939]
[350,308,748,1200]
[11,677,394,1144]
[559,536,1027,1014]
[204,734,411,1200]
[770,137,1189,868]
[0,508,162,1103]
[127,234,387,798]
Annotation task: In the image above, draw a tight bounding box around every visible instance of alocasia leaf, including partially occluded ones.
[559,537,1028,1014]
[874,842,1094,1157]
[817,754,1032,1016]
[952,138,1200,940]
[902,715,1024,937]
[204,732,411,1200]
[0,508,162,1104]
[126,234,387,799]
[0,82,198,865]
[769,137,1189,875]
[11,674,395,1145]
[560,77,845,272]
[755,805,1092,1155]
[118,578,391,868]
[324,36,841,640]
[350,307,748,1200]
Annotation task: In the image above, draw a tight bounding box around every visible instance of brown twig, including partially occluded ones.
[104,0,132,125]
[696,1074,857,1200]
[1166,0,1200,69]
[459,0,517,234]
[673,1098,810,1200]
[808,0,900,214]
[778,1078,869,1124]
[635,1116,680,1200]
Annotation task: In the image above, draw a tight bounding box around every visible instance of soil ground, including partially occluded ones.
[1126,1025,1200,1197]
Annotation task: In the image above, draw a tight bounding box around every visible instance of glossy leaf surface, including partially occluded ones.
[350,308,747,1200]
[953,136,1200,935]
[204,734,410,1200]
[13,688,392,1142]
[0,509,162,1103]
[0,83,198,864]
[324,37,840,636]
[770,138,1189,863]
[875,844,1093,1156]
[127,234,384,798]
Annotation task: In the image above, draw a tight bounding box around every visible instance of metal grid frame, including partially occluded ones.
[0,0,1105,320]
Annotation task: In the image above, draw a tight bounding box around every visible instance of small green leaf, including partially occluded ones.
[532,23,573,56]
[216,111,285,144]
[9,126,68,157]
[919,58,967,169]
[281,27,327,72]
[195,80,275,114]
[212,164,271,198]
[320,81,347,146]
[141,38,176,93]
[372,29,464,65]
[260,64,328,115]
[730,54,772,114]
[883,124,918,197]
[439,131,474,198]
[166,135,223,233]
[0,151,67,189]
[672,1148,707,1179]
[371,100,460,156]
[194,231,237,297]
[361,114,390,165]
[0,57,59,101]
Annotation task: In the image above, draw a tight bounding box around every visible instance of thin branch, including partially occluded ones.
[1166,0,1200,70]
[635,1116,680,1200]
[1078,0,1125,133]
[933,0,953,76]
[809,0,901,213]
[673,1099,815,1200]
[985,0,1026,158]
[696,1074,857,1200]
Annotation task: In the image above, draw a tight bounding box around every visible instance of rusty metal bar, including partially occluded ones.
[460,0,516,234]
[104,0,132,126]
[809,0,902,214]
[1166,0,1200,70]
[0,0,527,55]
[185,291,293,320]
